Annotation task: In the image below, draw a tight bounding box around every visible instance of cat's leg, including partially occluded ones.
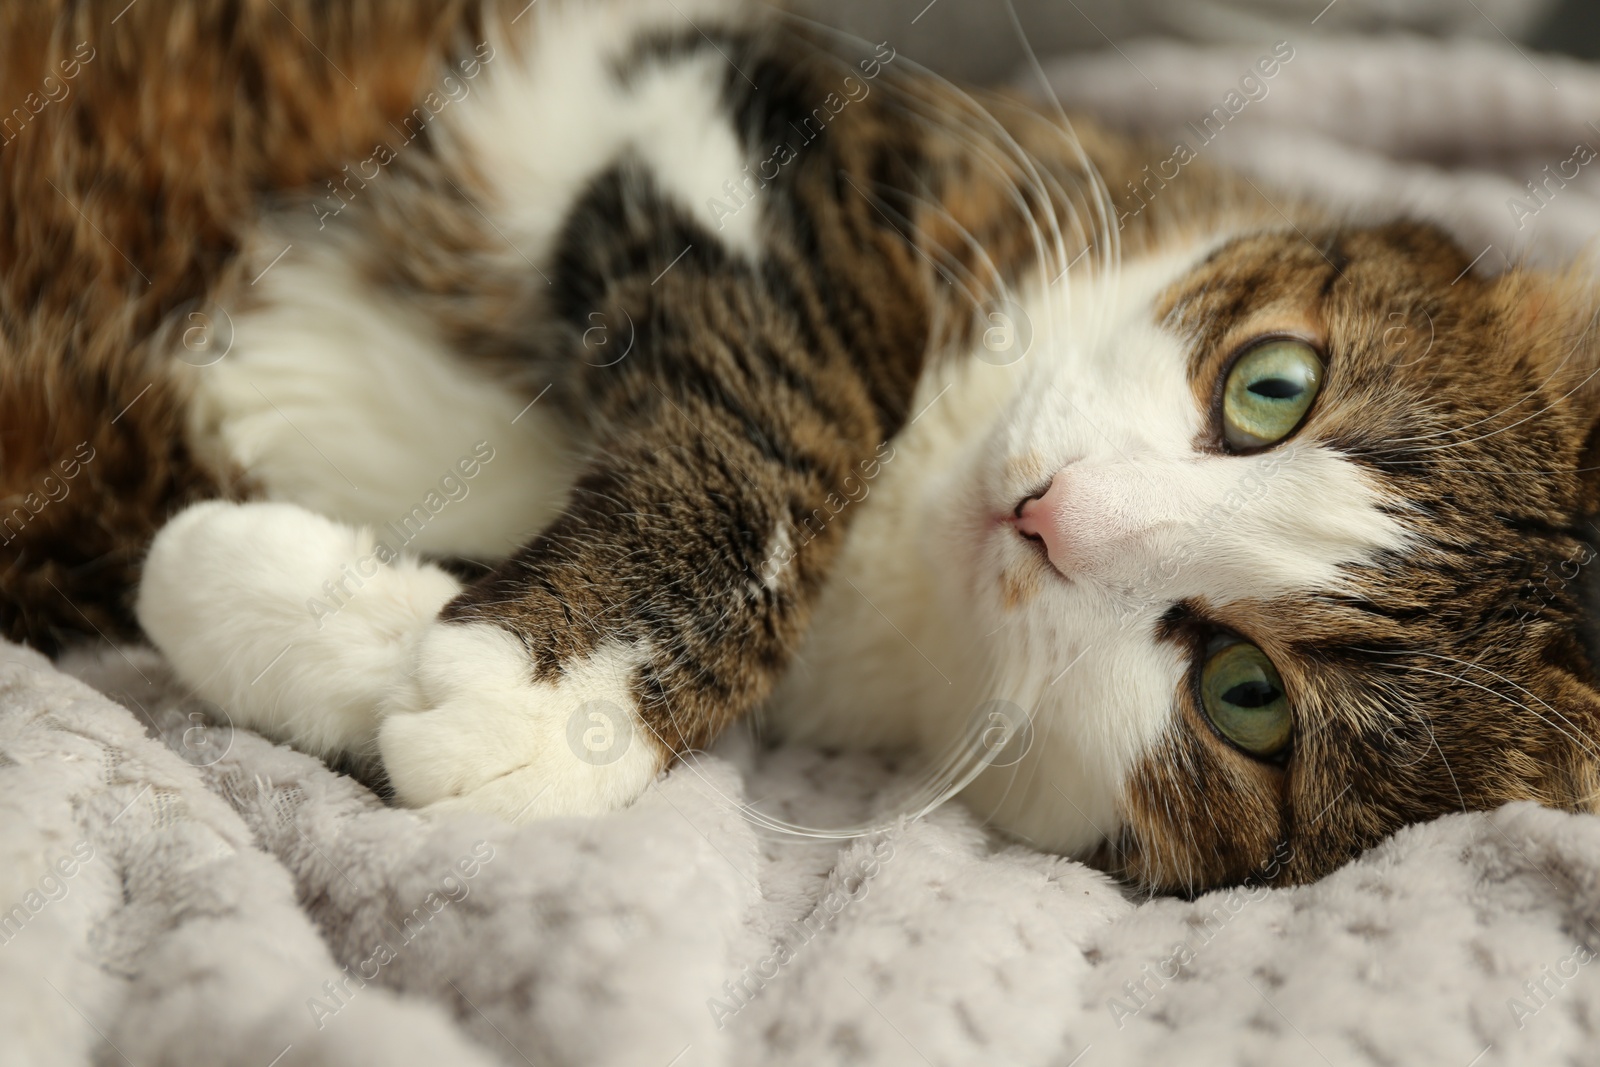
[374,405,807,818]
[135,495,674,820]
[136,500,462,765]
[376,272,926,822]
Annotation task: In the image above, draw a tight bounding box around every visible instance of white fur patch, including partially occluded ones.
[136,501,463,759]
[980,252,1410,605]
[759,522,792,590]
[378,623,664,822]
[450,0,760,257]
[182,241,577,559]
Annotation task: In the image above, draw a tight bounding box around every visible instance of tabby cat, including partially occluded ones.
[4,0,1599,892]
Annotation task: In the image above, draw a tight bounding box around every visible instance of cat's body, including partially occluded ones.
[7,0,1600,892]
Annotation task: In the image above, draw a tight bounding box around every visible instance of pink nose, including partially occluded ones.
[1014,474,1072,570]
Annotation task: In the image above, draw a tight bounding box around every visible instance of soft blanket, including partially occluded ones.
[7,35,1600,1067]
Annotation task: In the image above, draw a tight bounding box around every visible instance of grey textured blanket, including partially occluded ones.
[13,637,1600,1067]
[7,35,1600,1067]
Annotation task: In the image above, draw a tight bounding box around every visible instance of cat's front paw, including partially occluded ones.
[378,621,667,821]
[136,500,462,759]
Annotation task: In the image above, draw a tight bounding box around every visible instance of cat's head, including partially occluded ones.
[941,211,1600,891]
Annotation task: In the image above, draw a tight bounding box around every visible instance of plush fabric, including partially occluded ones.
[6,34,1600,1067]
[798,0,1559,83]
[1043,36,1600,269]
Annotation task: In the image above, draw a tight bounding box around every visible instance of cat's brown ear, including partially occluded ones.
[1532,667,1600,814]
[1494,268,1600,381]
[1489,269,1600,514]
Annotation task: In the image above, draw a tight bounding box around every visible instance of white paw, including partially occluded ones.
[136,500,462,759]
[378,622,665,821]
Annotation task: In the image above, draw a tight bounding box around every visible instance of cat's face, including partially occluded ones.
[947,220,1600,890]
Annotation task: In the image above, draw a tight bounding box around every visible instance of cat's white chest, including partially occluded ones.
[761,344,1034,751]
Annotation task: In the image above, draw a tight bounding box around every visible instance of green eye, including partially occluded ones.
[1200,639,1292,758]
[1221,339,1324,449]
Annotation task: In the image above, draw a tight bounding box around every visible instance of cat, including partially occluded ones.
[4,0,1600,894]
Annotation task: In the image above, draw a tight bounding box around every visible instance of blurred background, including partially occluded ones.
[798,0,1600,83]
[1541,0,1600,57]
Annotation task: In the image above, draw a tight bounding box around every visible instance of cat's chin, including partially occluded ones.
[377,621,668,822]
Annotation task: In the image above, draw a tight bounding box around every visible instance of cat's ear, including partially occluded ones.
[1532,666,1600,814]
[1489,268,1600,510]
[1493,268,1600,391]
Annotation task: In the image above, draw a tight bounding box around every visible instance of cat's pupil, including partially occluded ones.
[1221,680,1280,708]
[1248,378,1302,400]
